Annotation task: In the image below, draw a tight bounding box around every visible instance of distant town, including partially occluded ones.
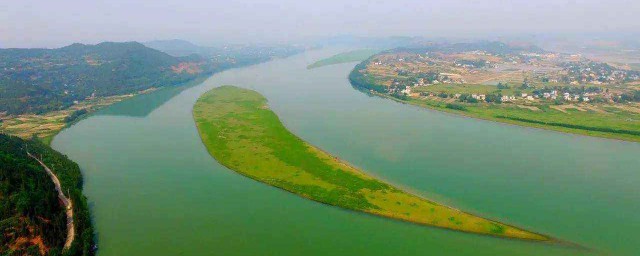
[363,44,640,106]
[349,42,640,141]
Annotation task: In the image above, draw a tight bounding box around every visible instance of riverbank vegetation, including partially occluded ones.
[0,134,94,255]
[193,86,550,241]
[307,49,379,69]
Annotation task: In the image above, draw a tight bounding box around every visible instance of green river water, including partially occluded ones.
[52,49,640,255]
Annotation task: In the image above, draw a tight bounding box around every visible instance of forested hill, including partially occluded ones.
[0,134,94,255]
[0,42,212,115]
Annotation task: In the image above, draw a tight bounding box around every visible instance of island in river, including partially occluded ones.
[193,85,550,241]
[307,49,380,69]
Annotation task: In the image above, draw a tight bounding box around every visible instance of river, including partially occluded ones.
[52,49,640,255]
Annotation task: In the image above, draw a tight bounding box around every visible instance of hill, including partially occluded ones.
[0,42,212,115]
[0,134,94,255]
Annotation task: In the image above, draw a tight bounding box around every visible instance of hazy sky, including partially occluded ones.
[1,0,638,48]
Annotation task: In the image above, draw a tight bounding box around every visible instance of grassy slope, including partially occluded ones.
[193,86,549,241]
[307,49,380,69]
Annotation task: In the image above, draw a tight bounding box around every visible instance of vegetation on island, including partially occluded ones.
[349,42,640,142]
[0,134,94,255]
[193,86,550,241]
[307,49,380,69]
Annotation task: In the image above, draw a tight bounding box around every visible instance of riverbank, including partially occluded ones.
[362,88,640,143]
[193,85,551,241]
[349,63,640,143]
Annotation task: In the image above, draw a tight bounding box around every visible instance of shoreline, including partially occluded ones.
[351,84,640,143]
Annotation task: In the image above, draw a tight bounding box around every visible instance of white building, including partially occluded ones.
[401,86,411,95]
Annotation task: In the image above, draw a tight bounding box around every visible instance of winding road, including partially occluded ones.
[27,152,74,250]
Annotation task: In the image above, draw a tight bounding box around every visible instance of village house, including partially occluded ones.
[501,95,516,102]
[401,86,411,95]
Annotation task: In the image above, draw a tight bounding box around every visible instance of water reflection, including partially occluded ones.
[96,77,207,117]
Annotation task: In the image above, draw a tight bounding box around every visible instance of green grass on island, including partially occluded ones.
[193,85,550,241]
[307,49,380,69]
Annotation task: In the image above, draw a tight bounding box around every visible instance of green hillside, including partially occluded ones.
[0,42,211,115]
[0,134,94,255]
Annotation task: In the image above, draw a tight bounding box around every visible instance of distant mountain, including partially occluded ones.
[394,41,546,55]
[144,39,305,62]
[143,39,212,57]
[0,42,211,114]
[316,35,418,49]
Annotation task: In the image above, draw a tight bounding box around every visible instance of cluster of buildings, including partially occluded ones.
[507,92,595,102]
[417,91,602,104]
[562,62,640,85]
[410,74,466,87]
